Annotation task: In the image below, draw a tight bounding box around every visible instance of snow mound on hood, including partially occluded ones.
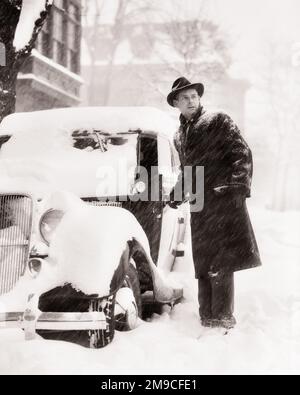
[49,204,150,296]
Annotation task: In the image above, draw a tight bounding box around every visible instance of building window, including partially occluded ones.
[36,15,52,57]
[36,0,81,74]
[52,5,66,65]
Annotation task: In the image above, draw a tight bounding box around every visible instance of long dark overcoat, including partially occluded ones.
[174,107,261,277]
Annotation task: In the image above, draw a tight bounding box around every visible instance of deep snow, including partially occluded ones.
[0,204,299,375]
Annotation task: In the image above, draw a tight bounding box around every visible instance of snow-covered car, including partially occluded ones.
[0,107,190,348]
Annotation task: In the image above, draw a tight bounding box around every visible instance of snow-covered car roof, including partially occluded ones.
[0,107,178,198]
[0,106,177,139]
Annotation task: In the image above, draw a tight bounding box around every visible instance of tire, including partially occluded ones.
[115,261,142,331]
[37,284,115,348]
[37,284,116,349]
[37,261,142,347]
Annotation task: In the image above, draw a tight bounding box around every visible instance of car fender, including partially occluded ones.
[45,203,157,298]
[127,238,183,304]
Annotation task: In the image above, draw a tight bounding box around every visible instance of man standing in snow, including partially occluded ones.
[167,77,261,329]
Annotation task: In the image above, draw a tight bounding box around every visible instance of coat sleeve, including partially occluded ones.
[215,113,253,198]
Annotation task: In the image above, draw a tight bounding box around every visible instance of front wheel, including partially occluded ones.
[115,261,142,331]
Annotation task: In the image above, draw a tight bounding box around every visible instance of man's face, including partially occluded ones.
[173,88,201,119]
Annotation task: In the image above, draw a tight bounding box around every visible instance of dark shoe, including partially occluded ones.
[211,316,236,330]
[200,318,214,328]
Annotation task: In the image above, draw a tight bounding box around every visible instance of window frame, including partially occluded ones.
[36,0,81,74]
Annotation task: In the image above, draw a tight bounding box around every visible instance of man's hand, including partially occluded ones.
[167,195,189,209]
[213,186,229,195]
[166,200,181,209]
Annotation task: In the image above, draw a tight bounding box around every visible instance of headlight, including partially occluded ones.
[28,258,43,278]
[39,209,64,245]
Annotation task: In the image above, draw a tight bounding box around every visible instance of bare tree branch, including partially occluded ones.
[0,0,52,121]
[16,0,52,65]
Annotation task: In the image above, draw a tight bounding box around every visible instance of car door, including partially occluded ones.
[127,134,163,263]
[156,137,189,272]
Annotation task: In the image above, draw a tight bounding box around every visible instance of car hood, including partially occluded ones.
[0,154,136,199]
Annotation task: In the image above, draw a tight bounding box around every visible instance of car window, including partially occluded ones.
[170,143,181,173]
[157,136,172,171]
[156,136,180,196]
[139,136,158,171]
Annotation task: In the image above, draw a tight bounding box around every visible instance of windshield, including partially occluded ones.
[72,129,133,152]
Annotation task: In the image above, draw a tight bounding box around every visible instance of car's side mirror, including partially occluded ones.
[0,135,11,150]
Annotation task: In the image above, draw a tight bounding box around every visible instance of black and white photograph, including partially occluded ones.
[0,0,299,375]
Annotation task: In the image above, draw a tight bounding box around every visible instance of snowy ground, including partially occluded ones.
[0,204,299,375]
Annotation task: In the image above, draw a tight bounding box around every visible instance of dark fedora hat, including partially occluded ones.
[167,77,204,107]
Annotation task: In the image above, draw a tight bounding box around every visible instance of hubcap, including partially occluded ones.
[115,287,138,329]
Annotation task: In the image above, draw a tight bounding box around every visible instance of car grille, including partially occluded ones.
[0,194,33,295]
[82,198,122,208]
[88,201,122,208]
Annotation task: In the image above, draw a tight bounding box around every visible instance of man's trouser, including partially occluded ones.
[198,270,235,325]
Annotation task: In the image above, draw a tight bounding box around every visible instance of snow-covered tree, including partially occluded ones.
[82,0,131,105]
[82,0,152,105]
[0,0,53,122]
[140,0,231,82]
[251,36,300,211]
[83,0,231,105]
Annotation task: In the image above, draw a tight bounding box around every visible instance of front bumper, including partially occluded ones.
[0,310,107,339]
